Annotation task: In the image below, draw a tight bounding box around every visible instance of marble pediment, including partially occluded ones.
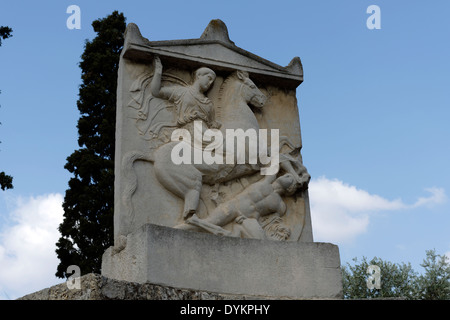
[122,19,303,88]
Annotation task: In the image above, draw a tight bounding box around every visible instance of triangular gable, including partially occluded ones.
[122,20,303,88]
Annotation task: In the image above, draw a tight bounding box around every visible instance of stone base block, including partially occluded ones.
[101,224,343,299]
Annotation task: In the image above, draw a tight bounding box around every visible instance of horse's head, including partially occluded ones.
[235,70,267,109]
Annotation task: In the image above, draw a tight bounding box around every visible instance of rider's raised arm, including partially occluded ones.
[150,56,172,99]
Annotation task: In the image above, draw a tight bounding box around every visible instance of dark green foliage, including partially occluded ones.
[342,256,417,299]
[0,171,13,190]
[0,25,13,191]
[415,249,450,300]
[0,26,13,46]
[55,11,126,278]
[342,250,450,300]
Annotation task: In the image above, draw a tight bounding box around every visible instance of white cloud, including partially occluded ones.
[412,187,447,208]
[0,182,446,299]
[0,193,64,300]
[309,177,447,244]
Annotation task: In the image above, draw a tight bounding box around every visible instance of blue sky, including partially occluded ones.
[1,0,449,299]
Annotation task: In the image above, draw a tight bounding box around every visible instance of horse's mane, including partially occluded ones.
[217,71,240,121]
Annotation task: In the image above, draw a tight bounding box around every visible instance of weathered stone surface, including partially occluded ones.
[18,273,307,300]
[102,224,343,299]
[99,19,343,300]
[18,273,103,300]
[19,19,343,302]
[113,20,313,244]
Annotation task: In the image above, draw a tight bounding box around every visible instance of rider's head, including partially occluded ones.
[194,67,216,92]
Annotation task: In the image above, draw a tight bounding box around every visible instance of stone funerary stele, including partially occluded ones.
[101,19,343,299]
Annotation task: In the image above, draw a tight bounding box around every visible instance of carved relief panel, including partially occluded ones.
[114,20,313,244]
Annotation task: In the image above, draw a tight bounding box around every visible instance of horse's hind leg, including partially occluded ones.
[183,180,202,218]
[154,159,204,218]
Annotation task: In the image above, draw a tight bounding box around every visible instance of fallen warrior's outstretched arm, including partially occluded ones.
[187,214,232,237]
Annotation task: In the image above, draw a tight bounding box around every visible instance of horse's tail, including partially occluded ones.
[121,150,155,233]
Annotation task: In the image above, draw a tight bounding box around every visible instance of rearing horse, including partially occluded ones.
[122,70,267,230]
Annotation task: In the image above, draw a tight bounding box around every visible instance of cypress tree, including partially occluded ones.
[55,11,126,278]
[0,25,13,191]
[0,25,13,46]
